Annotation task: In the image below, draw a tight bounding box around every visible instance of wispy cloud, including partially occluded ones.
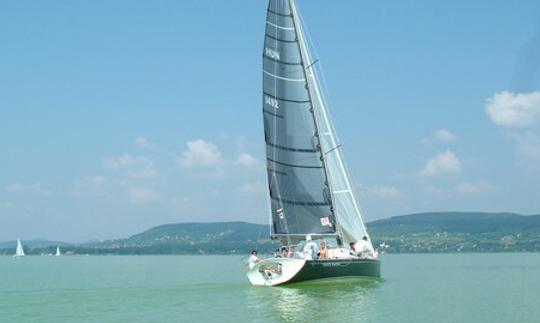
[6,182,45,194]
[237,181,265,194]
[234,152,259,167]
[129,187,159,204]
[103,154,158,179]
[135,136,155,150]
[423,129,457,144]
[419,150,462,177]
[456,181,497,194]
[362,185,402,199]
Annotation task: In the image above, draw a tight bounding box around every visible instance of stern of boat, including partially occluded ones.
[247,258,306,286]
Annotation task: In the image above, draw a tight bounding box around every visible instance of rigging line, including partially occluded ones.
[305,59,319,70]
[324,144,342,156]
[297,8,370,240]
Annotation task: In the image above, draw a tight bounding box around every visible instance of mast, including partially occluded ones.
[288,0,337,235]
[288,0,373,247]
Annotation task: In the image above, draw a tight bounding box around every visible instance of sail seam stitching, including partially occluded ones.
[267,9,293,17]
[265,33,297,43]
[263,91,309,103]
[267,157,322,169]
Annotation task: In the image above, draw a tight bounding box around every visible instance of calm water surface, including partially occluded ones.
[1,254,539,322]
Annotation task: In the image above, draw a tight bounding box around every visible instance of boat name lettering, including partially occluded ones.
[321,262,342,267]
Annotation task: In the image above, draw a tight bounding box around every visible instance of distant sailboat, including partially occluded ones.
[14,238,25,257]
[246,0,380,286]
[55,246,61,256]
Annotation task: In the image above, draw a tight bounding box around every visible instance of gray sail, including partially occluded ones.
[263,0,336,238]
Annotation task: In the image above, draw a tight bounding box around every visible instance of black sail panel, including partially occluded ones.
[263,0,336,237]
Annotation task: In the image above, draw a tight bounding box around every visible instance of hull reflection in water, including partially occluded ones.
[244,279,380,322]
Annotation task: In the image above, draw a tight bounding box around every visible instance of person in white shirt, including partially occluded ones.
[248,250,261,269]
[302,235,319,260]
[351,236,372,257]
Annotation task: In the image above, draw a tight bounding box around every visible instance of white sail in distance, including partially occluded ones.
[14,238,25,257]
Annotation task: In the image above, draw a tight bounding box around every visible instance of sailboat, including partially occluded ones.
[13,238,25,257]
[55,246,61,256]
[247,0,381,286]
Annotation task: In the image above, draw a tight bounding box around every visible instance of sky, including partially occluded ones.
[1,0,540,242]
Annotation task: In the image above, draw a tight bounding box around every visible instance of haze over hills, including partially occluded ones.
[2,212,540,255]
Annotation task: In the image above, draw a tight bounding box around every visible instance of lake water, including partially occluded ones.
[1,254,539,322]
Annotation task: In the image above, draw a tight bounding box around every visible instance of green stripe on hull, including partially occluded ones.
[286,259,380,284]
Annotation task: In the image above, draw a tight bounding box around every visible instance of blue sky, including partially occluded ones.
[1,0,540,241]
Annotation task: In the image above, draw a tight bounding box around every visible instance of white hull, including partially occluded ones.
[247,258,306,286]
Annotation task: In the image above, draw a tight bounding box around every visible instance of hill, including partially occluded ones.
[369,212,540,252]
[3,212,540,255]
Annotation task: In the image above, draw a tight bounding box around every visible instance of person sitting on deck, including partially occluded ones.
[301,235,319,260]
[351,236,372,257]
[248,250,261,269]
[318,241,329,260]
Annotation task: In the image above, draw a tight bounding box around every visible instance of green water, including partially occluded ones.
[1,254,539,322]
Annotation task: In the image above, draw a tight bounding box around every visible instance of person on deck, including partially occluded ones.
[248,250,261,269]
[318,241,329,260]
[351,236,372,257]
[302,235,319,260]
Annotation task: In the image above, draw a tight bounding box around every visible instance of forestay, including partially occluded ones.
[263,0,372,249]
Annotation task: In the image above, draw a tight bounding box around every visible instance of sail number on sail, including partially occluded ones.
[265,47,281,61]
[265,95,280,109]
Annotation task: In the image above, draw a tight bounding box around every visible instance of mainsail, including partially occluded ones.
[263,0,372,248]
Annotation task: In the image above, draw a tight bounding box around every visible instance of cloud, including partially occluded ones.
[69,176,108,197]
[234,153,259,167]
[85,175,107,185]
[135,136,155,149]
[177,139,224,168]
[363,185,402,199]
[129,187,159,204]
[486,91,540,128]
[456,181,497,194]
[419,150,462,177]
[486,91,540,172]
[103,154,158,179]
[6,182,44,194]
[434,129,457,142]
[422,129,457,144]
